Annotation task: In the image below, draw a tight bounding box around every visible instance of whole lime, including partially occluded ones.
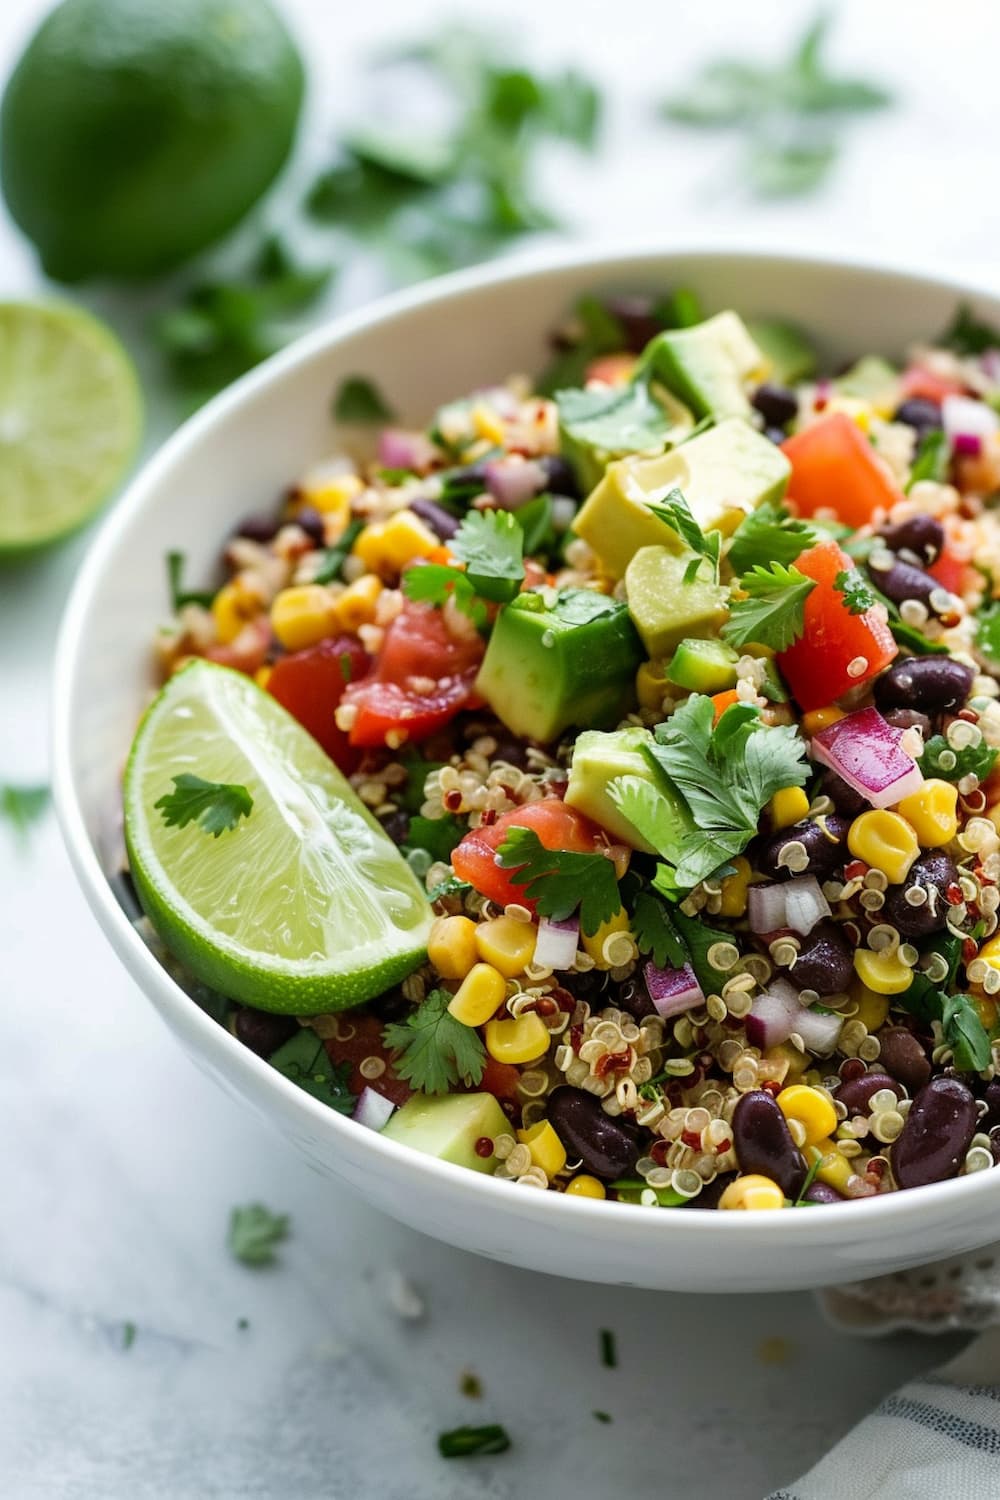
[0,0,305,282]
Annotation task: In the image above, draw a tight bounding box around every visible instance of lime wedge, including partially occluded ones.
[124,661,433,1014]
[0,301,142,554]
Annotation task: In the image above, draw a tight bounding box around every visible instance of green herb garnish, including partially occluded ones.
[121,1321,137,1350]
[793,1152,823,1206]
[918,735,999,785]
[537,295,627,395]
[227,1204,290,1267]
[593,1410,613,1424]
[722,562,815,650]
[907,428,950,490]
[976,600,1000,670]
[383,987,487,1094]
[0,783,50,841]
[438,1424,512,1458]
[496,826,621,936]
[600,1328,618,1368]
[155,774,253,837]
[941,993,993,1072]
[405,814,465,863]
[630,889,688,970]
[833,568,877,615]
[671,907,738,995]
[269,1030,356,1114]
[941,303,1000,357]
[166,550,215,612]
[647,487,722,581]
[333,375,396,423]
[313,517,365,585]
[889,620,949,656]
[402,564,488,629]
[726,500,817,575]
[427,874,473,903]
[556,381,678,461]
[403,508,525,618]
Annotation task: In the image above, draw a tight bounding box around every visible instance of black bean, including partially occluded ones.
[616,974,656,1020]
[293,506,327,546]
[892,1077,978,1189]
[804,1180,845,1204]
[754,815,850,882]
[867,555,937,610]
[409,497,459,541]
[751,383,799,429]
[234,512,281,544]
[819,769,868,818]
[882,708,933,739]
[880,852,958,939]
[892,397,942,436]
[874,657,975,715]
[877,1028,932,1093]
[790,921,855,995]
[603,293,663,353]
[982,1080,1000,1130]
[689,1172,737,1210]
[731,1091,807,1197]
[539,454,582,499]
[545,1087,640,1180]
[835,1071,904,1116]
[877,514,945,566]
[233,1007,299,1058]
[378,808,411,846]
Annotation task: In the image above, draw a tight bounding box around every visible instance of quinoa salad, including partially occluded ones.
[123,290,1000,1212]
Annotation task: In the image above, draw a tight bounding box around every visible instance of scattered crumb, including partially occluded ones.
[593,1410,613,1424]
[757,1336,796,1366]
[385,1268,425,1321]
[459,1369,482,1399]
[121,1321,136,1351]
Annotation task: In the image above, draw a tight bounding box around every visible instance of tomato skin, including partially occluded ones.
[452,798,603,910]
[782,412,903,528]
[268,635,369,773]
[323,1014,411,1107]
[928,545,967,596]
[778,540,898,712]
[348,673,479,746]
[344,601,484,747]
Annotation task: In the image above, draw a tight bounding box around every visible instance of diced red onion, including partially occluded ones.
[942,393,998,455]
[376,428,437,473]
[782,876,832,936]
[748,883,790,936]
[643,959,704,1019]
[953,432,982,458]
[811,706,923,809]
[484,456,547,510]
[744,979,805,1049]
[352,1086,396,1131]
[534,915,580,971]
[790,1007,844,1055]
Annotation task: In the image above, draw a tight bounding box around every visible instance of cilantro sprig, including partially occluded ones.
[941,993,993,1073]
[629,889,688,971]
[721,561,815,650]
[941,303,1000,357]
[403,508,525,620]
[918,735,999,786]
[227,1204,290,1267]
[647,487,721,582]
[833,568,877,616]
[495,826,621,936]
[333,376,396,424]
[383,988,486,1094]
[155,774,253,837]
[726,501,818,575]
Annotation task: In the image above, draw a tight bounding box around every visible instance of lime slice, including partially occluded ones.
[124,661,433,1014]
[0,301,142,554]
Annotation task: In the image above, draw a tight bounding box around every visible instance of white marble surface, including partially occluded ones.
[3,1,999,1494]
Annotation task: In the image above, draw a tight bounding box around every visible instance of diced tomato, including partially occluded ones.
[343,601,485,748]
[204,618,271,677]
[899,366,966,404]
[584,352,636,385]
[452,798,604,911]
[782,412,903,528]
[928,544,968,596]
[267,635,370,773]
[323,1013,411,1107]
[778,540,898,712]
[478,1058,522,1102]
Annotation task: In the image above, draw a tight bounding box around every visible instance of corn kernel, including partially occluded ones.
[974,994,1000,1031]
[517,1119,567,1177]
[300,471,363,519]
[851,983,889,1033]
[428,915,479,980]
[636,659,669,711]
[471,401,506,446]
[978,933,1000,973]
[847,809,920,885]
[448,963,507,1027]
[581,907,632,970]
[814,1142,854,1194]
[826,394,871,431]
[333,573,383,632]
[763,1040,810,1083]
[718,1174,785,1211]
[853,947,913,995]
[270,584,336,651]
[718,856,751,918]
[801,706,846,736]
[485,1012,550,1065]
[769,786,810,830]
[254,665,272,691]
[894,779,959,848]
[475,915,537,978]
[776,1084,837,1146]
[354,510,439,576]
[212,581,256,645]
[564,1174,606,1200]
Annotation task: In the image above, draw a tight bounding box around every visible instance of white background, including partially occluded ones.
[2,1,997,1495]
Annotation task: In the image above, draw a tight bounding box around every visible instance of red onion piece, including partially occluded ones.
[942,393,998,455]
[748,882,788,935]
[534,915,579,971]
[782,876,832,936]
[811,707,923,810]
[484,456,547,510]
[643,959,704,1019]
[745,978,804,1049]
[352,1087,396,1131]
[376,428,437,473]
[953,432,982,458]
[790,1007,844,1055]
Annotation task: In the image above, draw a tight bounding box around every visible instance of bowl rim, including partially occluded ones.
[53,237,1000,1240]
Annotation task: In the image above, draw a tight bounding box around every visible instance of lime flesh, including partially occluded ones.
[124,661,433,1014]
[0,302,141,553]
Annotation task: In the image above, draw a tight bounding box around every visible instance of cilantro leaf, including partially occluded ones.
[607,777,686,861]
[918,734,999,785]
[537,295,627,395]
[334,376,396,423]
[427,874,473,902]
[512,492,556,556]
[402,563,488,628]
[496,825,620,936]
[941,303,1000,357]
[907,428,949,490]
[166,550,214,612]
[671,908,736,996]
[155,774,253,837]
[647,487,721,580]
[382,987,486,1094]
[269,1030,356,1114]
[450,508,525,602]
[1,783,49,841]
[313,518,365,585]
[405,814,465,862]
[726,501,818,575]
[942,993,993,1072]
[227,1204,290,1267]
[556,381,678,460]
[833,568,877,615]
[630,889,687,970]
[721,562,815,650]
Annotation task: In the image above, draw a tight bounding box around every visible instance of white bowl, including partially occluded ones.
[54,244,1000,1292]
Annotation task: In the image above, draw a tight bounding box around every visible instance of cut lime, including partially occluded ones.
[0,301,142,554]
[124,660,433,1014]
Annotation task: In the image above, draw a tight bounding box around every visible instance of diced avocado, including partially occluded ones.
[835,355,899,413]
[667,637,739,694]
[625,546,729,659]
[382,1091,509,1172]
[574,418,790,578]
[557,381,694,493]
[641,311,765,420]
[565,726,693,854]
[747,319,817,385]
[476,588,642,743]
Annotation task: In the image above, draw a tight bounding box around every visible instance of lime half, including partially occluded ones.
[0,302,142,553]
[124,661,433,1014]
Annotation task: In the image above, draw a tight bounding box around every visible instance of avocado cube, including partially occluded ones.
[747,318,817,385]
[382,1092,509,1172]
[625,546,729,660]
[558,381,694,493]
[666,638,740,695]
[642,311,765,420]
[476,588,642,743]
[574,418,790,578]
[565,726,693,854]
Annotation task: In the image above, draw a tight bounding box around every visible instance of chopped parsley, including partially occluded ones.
[155,774,253,837]
[918,735,998,786]
[647,487,721,580]
[227,1204,290,1267]
[438,1424,512,1458]
[833,568,877,615]
[599,1328,618,1368]
[722,562,815,651]
[629,888,688,970]
[313,518,365,585]
[333,375,396,423]
[495,826,621,936]
[166,550,214,612]
[383,987,486,1094]
[269,1030,356,1113]
[0,783,49,841]
[726,500,817,575]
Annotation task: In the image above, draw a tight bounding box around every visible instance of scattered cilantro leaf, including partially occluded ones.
[833,568,876,615]
[0,783,49,841]
[600,1329,618,1368]
[438,1424,512,1458]
[907,428,949,490]
[227,1204,290,1267]
[630,889,688,970]
[334,376,396,423]
[405,814,465,862]
[427,874,473,902]
[721,562,815,650]
[655,287,704,328]
[496,826,620,936]
[593,1410,613,1424]
[726,501,818,575]
[607,777,688,864]
[942,993,993,1072]
[268,1030,356,1114]
[537,295,627,395]
[647,487,721,580]
[155,774,253,838]
[450,508,525,602]
[166,550,214,612]
[941,303,1000,357]
[120,1321,137,1350]
[512,492,556,556]
[313,517,365,585]
[383,987,486,1094]
[671,907,736,995]
[402,563,488,629]
[976,600,1000,671]
[918,734,999,785]
[556,381,678,461]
